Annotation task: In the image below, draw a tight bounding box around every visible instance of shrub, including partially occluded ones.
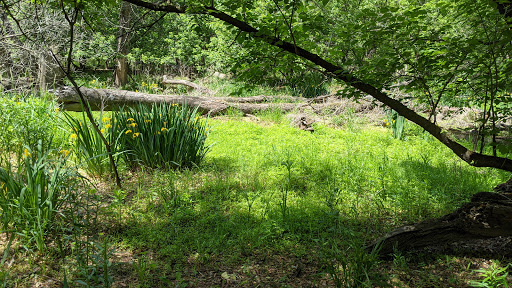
[113,102,210,169]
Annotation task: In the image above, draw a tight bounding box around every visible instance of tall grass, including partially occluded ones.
[0,141,78,252]
[386,109,406,140]
[62,110,120,177]
[113,102,210,169]
[0,95,64,164]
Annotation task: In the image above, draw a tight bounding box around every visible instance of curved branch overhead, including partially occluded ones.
[122,0,512,172]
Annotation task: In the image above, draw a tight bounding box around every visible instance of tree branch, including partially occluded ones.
[122,0,512,172]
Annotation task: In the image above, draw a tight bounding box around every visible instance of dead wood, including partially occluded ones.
[369,191,512,258]
[54,86,344,116]
[161,76,213,94]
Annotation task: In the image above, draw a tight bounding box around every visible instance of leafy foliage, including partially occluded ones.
[62,110,120,177]
[113,103,210,169]
[0,95,64,163]
[0,141,78,252]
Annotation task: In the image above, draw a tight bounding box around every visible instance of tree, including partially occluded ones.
[120,0,512,173]
[115,1,132,86]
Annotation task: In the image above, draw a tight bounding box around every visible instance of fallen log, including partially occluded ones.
[53,86,342,115]
[369,191,512,258]
[161,76,213,95]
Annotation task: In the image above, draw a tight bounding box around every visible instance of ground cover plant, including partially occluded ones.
[0,95,65,165]
[0,91,510,287]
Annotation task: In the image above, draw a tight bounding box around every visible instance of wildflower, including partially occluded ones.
[127,122,137,128]
[100,129,105,134]
[145,119,151,123]
[125,130,132,134]
[55,108,60,113]
[102,117,111,123]
[127,118,135,123]
[133,132,140,138]
[158,132,161,135]
[71,127,77,132]
[161,127,168,133]
[104,124,112,129]
[16,102,21,105]
[70,133,77,140]
[195,116,200,122]
[61,149,70,157]
[135,89,139,92]
[23,148,31,159]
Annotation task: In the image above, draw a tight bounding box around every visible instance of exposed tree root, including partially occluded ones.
[370,191,512,258]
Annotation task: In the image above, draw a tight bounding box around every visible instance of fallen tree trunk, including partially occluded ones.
[54,86,340,115]
[369,191,512,258]
[161,77,213,94]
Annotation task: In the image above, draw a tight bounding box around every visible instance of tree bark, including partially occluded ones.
[115,1,131,87]
[54,86,339,115]
[369,192,512,258]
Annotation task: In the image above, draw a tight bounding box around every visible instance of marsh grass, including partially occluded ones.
[62,110,119,177]
[113,102,210,169]
[0,141,77,252]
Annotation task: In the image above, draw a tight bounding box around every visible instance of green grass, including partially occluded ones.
[102,118,508,286]
[2,99,511,287]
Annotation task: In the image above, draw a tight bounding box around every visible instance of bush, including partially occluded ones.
[113,102,210,169]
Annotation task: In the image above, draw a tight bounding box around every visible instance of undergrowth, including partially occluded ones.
[1,94,511,287]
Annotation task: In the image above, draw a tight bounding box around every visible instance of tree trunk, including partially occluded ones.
[115,1,131,87]
[0,9,13,74]
[161,76,213,94]
[54,86,348,116]
[369,191,512,258]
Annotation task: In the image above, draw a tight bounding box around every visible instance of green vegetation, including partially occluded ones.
[0,141,77,253]
[0,95,64,164]
[2,0,512,286]
[63,110,116,177]
[113,103,210,169]
[0,95,510,287]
